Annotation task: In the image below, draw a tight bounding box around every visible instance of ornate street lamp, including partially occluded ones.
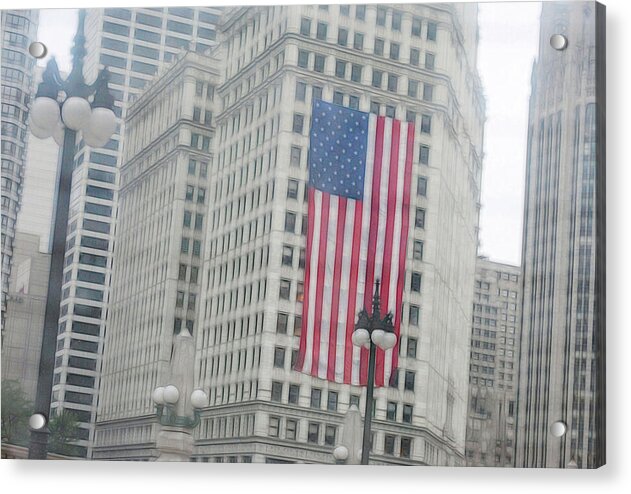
[152,386,208,429]
[27,9,116,460]
[351,279,397,465]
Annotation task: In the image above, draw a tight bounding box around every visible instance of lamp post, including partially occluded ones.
[351,279,397,465]
[152,328,207,461]
[27,9,116,460]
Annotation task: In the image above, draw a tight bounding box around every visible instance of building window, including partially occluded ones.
[293,113,304,134]
[376,6,387,26]
[374,38,384,56]
[286,419,298,440]
[324,425,337,446]
[316,22,328,41]
[351,64,363,83]
[327,391,338,411]
[274,347,285,368]
[421,114,432,134]
[417,177,428,197]
[419,145,430,165]
[271,381,283,402]
[296,81,307,102]
[287,179,299,199]
[279,279,291,300]
[298,50,309,68]
[387,74,398,92]
[415,208,426,229]
[350,394,360,408]
[188,159,197,175]
[384,435,396,455]
[312,86,323,101]
[300,17,311,36]
[427,22,437,41]
[355,5,366,20]
[390,42,400,61]
[423,84,434,102]
[392,11,402,31]
[412,17,422,37]
[310,388,322,408]
[307,422,320,443]
[409,305,420,326]
[353,32,364,50]
[425,52,436,70]
[335,59,347,78]
[290,146,301,167]
[410,48,420,66]
[176,291,185,308]
[403,404,413,424]
[372,69,383,88]
[349,95,360,110]
[412,240,424,261]
[337,28,348,46]
[285,212,296,232]
[314,54,326,73]
[408,79,419,98]
[197,188,206,204]
[281,245,293,266]
[411,272,422,292]
[407,337,418,358]
[277,312,289,334]
[404,371,416,391]
[178,264,187,281]
[400,437,412,458]
[194,214,203,230]
[288,384,300,404]
[333,91,344,105]
[181,238,190,254]
[268,415,281,437]
[386,401,397,421]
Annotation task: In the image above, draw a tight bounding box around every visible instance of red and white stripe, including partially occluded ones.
[296,114,414,386]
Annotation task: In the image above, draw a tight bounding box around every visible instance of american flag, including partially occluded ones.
[296,100,414,387]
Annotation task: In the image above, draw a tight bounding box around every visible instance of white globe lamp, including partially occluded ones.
[163,385,180,405]
[30,97,60,130]
[371,329,385,347]
[381,332,397,350]
[333,445,349,461]
[190,389,208,409]
[152,386,165,405]
[352,328,370,347]
[61,96,92,131]
[87,107,117,142]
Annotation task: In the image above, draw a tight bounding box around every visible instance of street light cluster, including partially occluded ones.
[29,78,117,148]
[351,326,397,350]
[152,386,208,410]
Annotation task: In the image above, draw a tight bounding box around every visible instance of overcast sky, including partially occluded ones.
[36,3,541,267]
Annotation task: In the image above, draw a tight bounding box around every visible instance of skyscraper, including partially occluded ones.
[466,257,522,467]
[1,10,39,325]
[94,4,485,464]
[93,50,219,460]
[516,1,605,469]
[49,7,221,457]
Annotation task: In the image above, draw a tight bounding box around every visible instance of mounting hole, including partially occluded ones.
[550,421,567,437]
[29,413,47,430]
[550,34,568,51]
[29,41,48,59]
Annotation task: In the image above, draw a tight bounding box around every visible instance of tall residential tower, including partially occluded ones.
[50,7,221,457]
[1,10,39,324]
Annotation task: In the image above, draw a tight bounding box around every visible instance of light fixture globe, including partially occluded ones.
[162,385,180,405]
[30,97,60,131]
[53,122,65,146]
[381,332,397,350]
[332,445,349,461]
[61,96,92,131]
[152,386,165,405]
[190,389,208,409]
[30,121,53,140]
[83,126,110,148]
[371,329,385,347]
[87,107,117,142]
[351,328,370,347]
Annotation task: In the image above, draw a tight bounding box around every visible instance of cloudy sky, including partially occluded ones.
[35,2,541,266]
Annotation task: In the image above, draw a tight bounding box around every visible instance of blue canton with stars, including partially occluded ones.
[309,99,369,200]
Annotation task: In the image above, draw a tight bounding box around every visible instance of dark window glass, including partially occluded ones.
[307,422,320,443]
[411,272,422,292]
[423,84,434,102]
[427,22,437,41]
[300,17,311,36]
[77,269,106,284]
[134,28,161,44]
[327,391,338,411]
[167,20,192,35]
[273,347,285,368]
[417,177,428,197]
[390,42,400,61]
[298,50,309,68]
[85,203,112,217]
[79,253,107,268]
[288,384,300,404]
[374,38,384,56]
[407,338,418,358]
[103,21,129,37]
[74,304,102,319]
[353,32,364,50]
[131,60,157,75]
[387,401,397,420]
[425,52,436,70]
[403,404,413,423]
[310,388,322,408]
[412,18,422,37]
[404,371,416,391]
[400,437,412,458]
[337,28,348,46]
[133,44,159,60]
[316,22,328,41]
[271,381,283,402]
[101,37,128,53]
[419,145,430,165]
[136,13,162,28]
[384,434,395,455]
[72,321,100,337]
[324,425,337,446]
[410,48,420,66]
[421,114,432,134]
[314,54,325,73]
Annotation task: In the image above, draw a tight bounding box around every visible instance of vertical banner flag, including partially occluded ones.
[296,100,414,387]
